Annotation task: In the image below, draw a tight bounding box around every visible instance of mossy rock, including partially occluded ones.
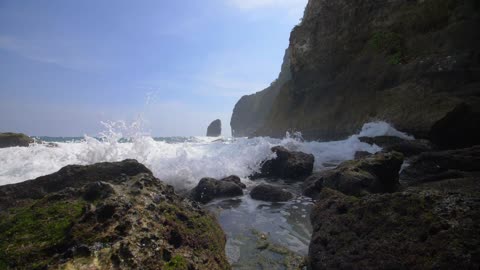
[0,160,230,269]
[309,186,480,269]
[0,132,33,148]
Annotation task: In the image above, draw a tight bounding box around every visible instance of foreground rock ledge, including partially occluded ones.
[0,159,230,270]
[309,185,480,269]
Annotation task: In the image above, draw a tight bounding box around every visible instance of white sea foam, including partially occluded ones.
[0,121,411,188]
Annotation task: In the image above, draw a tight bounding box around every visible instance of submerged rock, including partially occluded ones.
[250,184,293,202]
[303,151,404,199]
[190,177,244,204]
[308,184,480,269]
[0,159,230,269]
[206,119,222,137]
[253,146,314,180]
[0,132,33,148]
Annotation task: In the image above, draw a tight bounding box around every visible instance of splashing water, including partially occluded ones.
[0,121,411,188]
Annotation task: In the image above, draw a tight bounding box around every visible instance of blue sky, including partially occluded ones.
[0,0,307,137]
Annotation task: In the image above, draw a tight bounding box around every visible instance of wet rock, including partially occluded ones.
[303,151,404,199]
[429,102,480,149]
[359,136,405,146]
[221,175,246,189]
[400,145,480,186]
[0,159,150,210]
[354,151,371,160]
[83,181,115,201]
[0,160,230,269]
[0,132,33,148]
[206,119,221,137]
[359,136,433,157]
[190,177,243,204]
[250,184,293,202]
[308,185,480,269]
[253,146,314,180]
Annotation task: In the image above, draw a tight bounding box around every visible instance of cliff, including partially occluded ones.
[231,0,480,141]
[230,49,291,137]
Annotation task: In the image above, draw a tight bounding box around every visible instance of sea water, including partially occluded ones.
[0,121,412,269]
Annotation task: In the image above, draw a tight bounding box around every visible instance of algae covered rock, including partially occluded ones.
[400,145,480,186]
[308,184,480,269]
[253,146,314,180]
[0,132,33,148]
[0,160,230,270]
[303,151,404,198]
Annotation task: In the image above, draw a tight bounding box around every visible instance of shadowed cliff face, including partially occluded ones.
[230,49,291,137]
[231,0,480,140]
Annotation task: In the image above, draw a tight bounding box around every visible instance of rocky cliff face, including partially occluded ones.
[231,0,480,141]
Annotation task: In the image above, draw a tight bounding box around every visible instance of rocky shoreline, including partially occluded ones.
[1,132,478,269]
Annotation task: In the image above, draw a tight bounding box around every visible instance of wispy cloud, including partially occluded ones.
[0,35,105,72]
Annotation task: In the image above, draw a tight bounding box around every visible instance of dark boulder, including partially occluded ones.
[308,184,480,269]
[190,177,244,204]
[250,184,293,202]
[429,102,480,149]
[206,119,221,137]
[400,145,480,186]
[0,160,230,269]
[253,146,314,180]
[303,151,404,199]
[221,175,246,189]
[0,132,33,148]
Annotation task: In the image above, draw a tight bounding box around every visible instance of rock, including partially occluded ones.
[429,101,480,149]
[0,160,230,269]
[253,146,314,180]
[358,136,406,146]
[400,145,480,186]
[308,184,480,269]
[354,151,371,160]
[190,177,243,204]
[0,132,33,148]
[221,175,246,189]
[250,184,293,202]
[303,151,404,198]
[360,136,434,157]
[206,119,221,137]
[231,0,480,140]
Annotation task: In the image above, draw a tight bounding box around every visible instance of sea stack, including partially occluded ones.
[206,119,221,137]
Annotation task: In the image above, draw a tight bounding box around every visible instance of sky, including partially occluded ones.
[0,0,307,137]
